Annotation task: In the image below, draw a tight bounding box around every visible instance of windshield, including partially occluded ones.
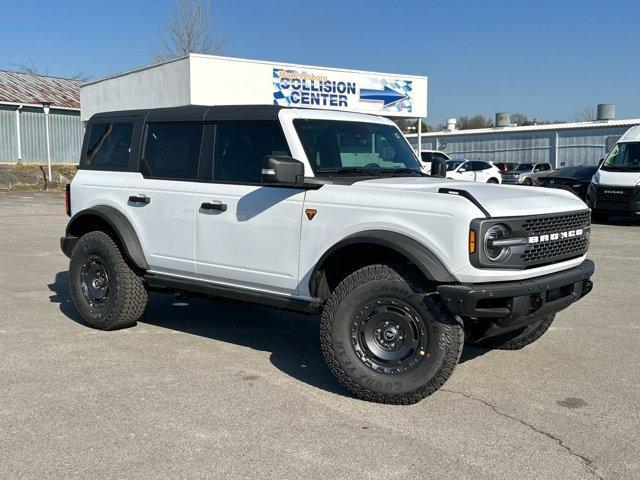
[551,166,597,179]
[445,160,464,171]
[514,163,534,172]
[602,142,640,171]
[294,120,421,174]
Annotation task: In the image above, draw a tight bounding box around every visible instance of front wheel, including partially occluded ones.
[487,177,500,184]
[69,231,148,330]
[522,178,533,186]
[320,264,464,404]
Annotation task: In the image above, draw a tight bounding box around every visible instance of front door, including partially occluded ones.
[195,121,305,294]
[456,162,475,182]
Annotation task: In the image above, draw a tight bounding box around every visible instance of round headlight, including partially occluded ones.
[485,224,512,262]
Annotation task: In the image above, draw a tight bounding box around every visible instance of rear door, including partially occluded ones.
[125,122,204,276]
[472,161,491,182]
[194,121,305,294]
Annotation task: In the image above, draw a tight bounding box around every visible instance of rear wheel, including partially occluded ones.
[69,231,148,330]
[474,314,554,350]
[320,264,463,404]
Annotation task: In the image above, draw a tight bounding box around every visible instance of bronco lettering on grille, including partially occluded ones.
[528,228,584,244]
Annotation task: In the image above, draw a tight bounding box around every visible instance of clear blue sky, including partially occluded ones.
[1,0,639,125]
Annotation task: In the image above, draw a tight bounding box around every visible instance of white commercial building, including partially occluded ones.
[407,117,640,168]
[81,53,427,123]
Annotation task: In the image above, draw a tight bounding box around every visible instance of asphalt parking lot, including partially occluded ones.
[1,191,638,480]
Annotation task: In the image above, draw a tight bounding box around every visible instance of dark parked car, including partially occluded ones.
[495,162,519,172]
[534,165,598,200]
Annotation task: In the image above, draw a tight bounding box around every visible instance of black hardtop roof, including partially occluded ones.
[89,104,283,123]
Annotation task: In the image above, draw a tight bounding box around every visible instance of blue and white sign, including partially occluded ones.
[81,55,427,121]
[273,67,421,116]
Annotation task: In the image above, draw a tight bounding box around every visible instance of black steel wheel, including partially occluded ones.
[351,298,428,374]
[79,255,111,309]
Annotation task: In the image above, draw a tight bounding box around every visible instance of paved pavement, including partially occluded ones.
[1,191,638,479]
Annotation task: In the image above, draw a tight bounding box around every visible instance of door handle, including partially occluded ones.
[129,194,150,204]
[201,201,227,212]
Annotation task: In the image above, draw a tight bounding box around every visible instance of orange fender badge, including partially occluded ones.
[305,209,317,220]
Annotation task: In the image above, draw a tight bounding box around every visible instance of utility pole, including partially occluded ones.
[42,103,52,184]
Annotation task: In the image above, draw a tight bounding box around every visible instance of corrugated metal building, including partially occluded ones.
[0,70,84,164]
[407,119,640,167]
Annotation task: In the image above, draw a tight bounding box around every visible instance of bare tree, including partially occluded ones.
[7,60,91,81]
[457,114,493,130]
[510,112,537,126]
[153,0,226,62]
[7,60,48,76]
[575,107,596,122]
[393,118,435,134]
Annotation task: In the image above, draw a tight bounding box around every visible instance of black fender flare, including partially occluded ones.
[65,205,149,270]
[309,230,456,292]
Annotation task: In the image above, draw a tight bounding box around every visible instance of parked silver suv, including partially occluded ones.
[502,162,553,185]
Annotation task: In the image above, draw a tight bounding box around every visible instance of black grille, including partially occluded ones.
[522,211,591,236]
[520,211,590,266]
[521,236,589,265]
[594,186,634,202]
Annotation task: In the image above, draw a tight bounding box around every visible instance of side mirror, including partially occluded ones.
[598,158,604,166]
[430,158,447,177]
[262,156,305,186]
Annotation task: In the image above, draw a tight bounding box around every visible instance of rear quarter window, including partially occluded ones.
[83,122,134,168]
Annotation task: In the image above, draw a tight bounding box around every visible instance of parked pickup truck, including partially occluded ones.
[61,105,594,404]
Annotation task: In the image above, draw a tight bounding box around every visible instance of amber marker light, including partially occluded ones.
[469,229,477,254]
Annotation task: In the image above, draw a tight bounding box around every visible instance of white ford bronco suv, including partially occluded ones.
[61,105,594,404]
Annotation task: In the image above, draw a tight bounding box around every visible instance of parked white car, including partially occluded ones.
[445,159,502,183]
[419,150,450,174]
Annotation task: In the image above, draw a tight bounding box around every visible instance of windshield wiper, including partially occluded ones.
[380,168,424,176]
[322,167,381,177]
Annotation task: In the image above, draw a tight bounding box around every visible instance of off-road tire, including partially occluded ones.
[475,314,555,350]
[320,264,464,404]
[69,231,148,330]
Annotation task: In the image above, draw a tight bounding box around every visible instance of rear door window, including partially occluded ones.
[143,123,204,180]
[84,122,133,168]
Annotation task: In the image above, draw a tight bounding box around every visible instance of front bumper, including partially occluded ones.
[501,176,522,184]
[587,184,640,213]
[438,259,594,326]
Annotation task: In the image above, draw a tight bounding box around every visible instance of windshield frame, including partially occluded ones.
[293,118,423,176]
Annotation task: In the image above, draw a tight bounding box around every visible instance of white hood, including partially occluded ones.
[595,169,640,187]
[352,177,587,217]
